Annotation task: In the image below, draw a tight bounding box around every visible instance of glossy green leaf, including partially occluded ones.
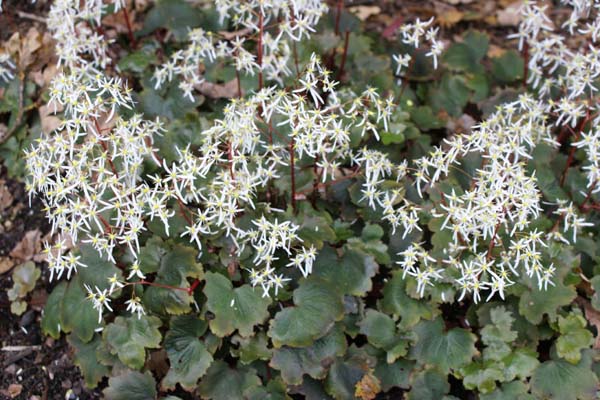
[204,272,271,337]
[531,352,599,400]
[269,277,344,347]
[104,315,163,370]
[41,281,67,339]
[162,315,213,391]
[556,310,593,364]
[198,360,262,400]
[104,370,157,400]
[270,325,347,385]
[409,317,477,373]
[68,334,110,388]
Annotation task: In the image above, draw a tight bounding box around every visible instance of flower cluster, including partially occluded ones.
[393,16,444,75]
[154,0,327,99]
[390,94,592,302]
[25,69,165,281]
[48,0,124,68]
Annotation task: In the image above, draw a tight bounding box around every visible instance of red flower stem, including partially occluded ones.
[334,0,343,36]
[336,31,350,82]
[122,5,137,48]
[187,279,201,295]
[289,137,297,212]
[257,12,264,90]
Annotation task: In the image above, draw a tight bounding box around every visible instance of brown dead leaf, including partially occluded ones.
[7,384,22,398]
[497,1,523,26]
[436,8,464,28]
[39,104,62,135]
[218,28,252,40]
[20,28,43,69]
[488,45,507,58]
[576,297,600,349]
[0,180,13,212]
[102,9,142,33]
[355,372,381,400]
[196,80,240,99]
[10,230,42,261]
[443,0,474,4]
[0,257,14,275]
[349,6,381,21]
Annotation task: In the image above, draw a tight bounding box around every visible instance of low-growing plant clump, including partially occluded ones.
[1,0,600,399]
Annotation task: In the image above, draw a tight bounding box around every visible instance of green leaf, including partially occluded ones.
[492,50,524,83]
[374,358,414,391]
[41,282,67,339]
[358,310,396,349]
[481,306,518,361]
[313,246,378,296]
[104,315,163,370]
[68,334,109,388]
[118,51,157,74]
[591,276,600,310]
[502,348,539,381]
[325,357,369,400]
[204,272,271,337]
[198,360,262,400]
[380,271,434,329]
[480,381,535,400]
[78,245,122,291]
[270,325,347,385]
[556,310,593,364]
[231,333,272,365]
[142,242,203,315]
[463,30,490,61]
[104,370,157,400]
[461,362,504,394]
[431,74,470,117]
[60,276,101,342]
[531,352,599,400]
[269,277,344,347]
[406,368,450,400]
[518,281,576,324]
[162,315,213,391]
[410,106,444,131]
[409,318,477,373]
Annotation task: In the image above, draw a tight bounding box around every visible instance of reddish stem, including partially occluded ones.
[334,0,343,36]
[522,42,529,87]
[560,111,590,186]
[336,31,350,82]
[289,137,297,212]
[257,12,264,90]
[187,279,201,295]
[122,5,137,48]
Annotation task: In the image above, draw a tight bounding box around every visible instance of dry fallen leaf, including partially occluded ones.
[349,6,381,21]
[102,9,142,33]
[7,384,22,398]
[576,297,600,349]
[10,230,42,262]
[497,1,523,26]
[443,0,474,4]
[0,257,14,275]
[435,4,465,28]
[0,180,14,211]
[488,44,507,58]
[39,104,62,135]
[196,80,240,99]
[355,372,381,400]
